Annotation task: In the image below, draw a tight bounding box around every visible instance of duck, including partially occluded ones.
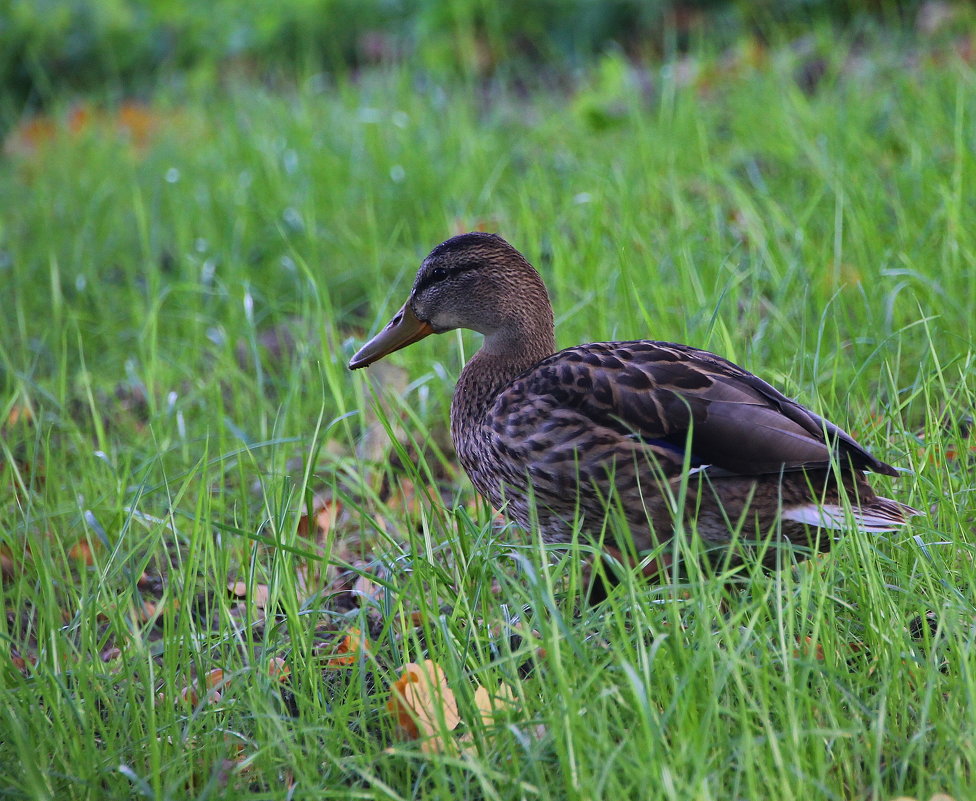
[348,232,919,578]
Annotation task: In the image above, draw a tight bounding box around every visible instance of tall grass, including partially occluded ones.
[1,29,974,800]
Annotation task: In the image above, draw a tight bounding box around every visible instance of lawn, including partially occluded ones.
[1,19,975,801]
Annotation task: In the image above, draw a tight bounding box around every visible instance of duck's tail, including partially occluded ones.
[782,496,922,534]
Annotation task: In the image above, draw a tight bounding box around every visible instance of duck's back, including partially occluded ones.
[454,340,907,550]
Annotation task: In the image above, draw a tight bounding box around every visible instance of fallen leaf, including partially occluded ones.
[10,651,32,674]
[178,668,227,706]
[6,405,33,427]
[203,668,225,689]
[4,101,165,158]
[794,636,825,661]
[0,545,16,578]
[889,797,956,801]
[228,580,271,609]
[296,496,343,541]
[352,568,384,606]
[3,116,56,157]
[268,657,290,682]
[385,479,419,516]
[115,101,160,148]
[387,660,461,747]
[101,646,122,663]
[181,685,221,705]
[326,628,368,667]
[68,540,96,564]
[792,636,866,662]
[136,600,157,623]
[472,682,517,726]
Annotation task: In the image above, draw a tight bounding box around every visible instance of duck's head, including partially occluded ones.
[348,232,553,369]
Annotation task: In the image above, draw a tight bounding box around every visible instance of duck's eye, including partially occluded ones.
[429,267,448,282]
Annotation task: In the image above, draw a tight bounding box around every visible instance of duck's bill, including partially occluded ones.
[348,303,434,369]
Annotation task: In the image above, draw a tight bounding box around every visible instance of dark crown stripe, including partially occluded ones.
[427,231,502,260]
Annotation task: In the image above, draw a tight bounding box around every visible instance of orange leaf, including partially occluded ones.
[115,101,159,148]
[136,600,157,623]
[794,636,825,661]
[296,497,343,540]
[327,628,368,667]
[6,405,33,427]
[268,657,290,682]
[387,660,460,744]
[385,479,419,516]
[178,668,226,706]
[204,668,225,689]
[68,540,96,565]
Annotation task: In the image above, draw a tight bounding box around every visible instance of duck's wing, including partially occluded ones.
[493,341,897,478]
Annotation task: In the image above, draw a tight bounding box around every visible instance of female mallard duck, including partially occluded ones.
[349,232,918,573]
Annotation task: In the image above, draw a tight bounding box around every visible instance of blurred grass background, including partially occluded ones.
[0,0,959,105]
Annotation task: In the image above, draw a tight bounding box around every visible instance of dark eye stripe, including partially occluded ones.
[415,261,480,292]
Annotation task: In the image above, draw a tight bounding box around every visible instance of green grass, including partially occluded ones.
[1,29,975,801]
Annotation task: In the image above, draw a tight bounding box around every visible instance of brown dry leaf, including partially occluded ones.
[472,683,518,727]
[268,657,290,682]
[94,598,161,625]
[136,600,158,623]
[203,668,225,689]
[10,651,33,674]
[458,682,524,753]
[228,580,271,609]
[101,646,122,663]
[136,572,156,590]
[2,115,56,156]
[326,628,368,667]
[387,660,461,748]
[890,797,956,801]
[5,101,165,158]
[6,405,33,427]
[0,545,16,578]
[352,563,385,608]
[793,637,865,662]
[181,685,218,706]
[68,540,97,565]
[396,610,427,631]
[295,497,343,542]
[794,636,825,661]
[178,668,227,706]
[385,479,419,516]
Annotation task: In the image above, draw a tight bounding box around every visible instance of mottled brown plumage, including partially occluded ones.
[349,232,918,570]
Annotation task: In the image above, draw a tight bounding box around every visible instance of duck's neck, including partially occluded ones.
[451,321,556,439]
